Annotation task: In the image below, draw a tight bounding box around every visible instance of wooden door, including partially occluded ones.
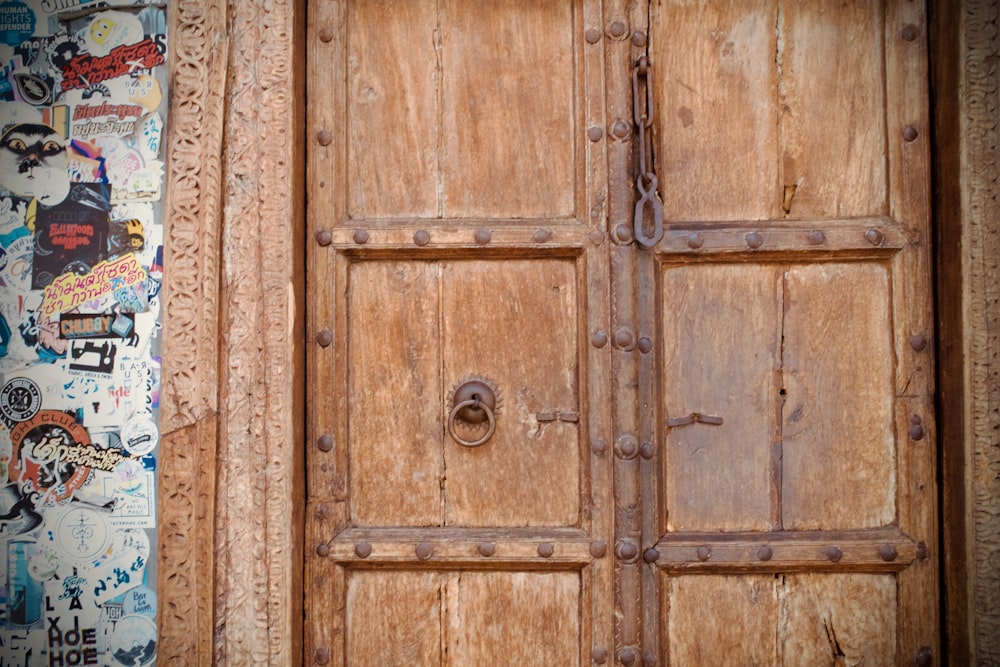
[642,1,938,664]
[305,1,620,664]
[305,1,939,665]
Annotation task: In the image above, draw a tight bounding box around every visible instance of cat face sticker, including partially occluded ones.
[0,122,71,206]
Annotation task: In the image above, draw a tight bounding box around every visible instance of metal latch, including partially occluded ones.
[632,55,664,248]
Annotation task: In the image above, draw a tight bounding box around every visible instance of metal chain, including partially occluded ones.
[632,56,664,248]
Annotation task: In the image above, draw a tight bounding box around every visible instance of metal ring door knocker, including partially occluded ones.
[447,378,500,447]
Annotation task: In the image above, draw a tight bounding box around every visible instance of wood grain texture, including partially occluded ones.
[654,0,779,221]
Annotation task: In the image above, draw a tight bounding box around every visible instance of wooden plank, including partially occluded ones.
[653,0,779,221]
[442,258,580,527]
[660,264,781,531]
[346,571,443,665]
[780,262,895,530]
[779,0,886,218]
[440,0,577,219]
[347,260,444,526]
[346,0,440,219]
[666,574,778,664]
[450,572,581,665]
[780,574,897,666]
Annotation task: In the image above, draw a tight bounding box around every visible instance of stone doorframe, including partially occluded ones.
[156,0,999,664]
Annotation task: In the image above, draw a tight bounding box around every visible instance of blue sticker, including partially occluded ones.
[0,1,35,47]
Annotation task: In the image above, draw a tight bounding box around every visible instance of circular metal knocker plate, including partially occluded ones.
[447,377,501,447]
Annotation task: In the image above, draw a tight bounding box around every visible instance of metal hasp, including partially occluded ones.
[632,55,664,248]
[448,378,499,447]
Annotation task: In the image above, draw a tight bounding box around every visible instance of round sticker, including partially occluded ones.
[9,411,91,504]
[119,417,158,457]
[110,615,156,666]
[0,377,42,422]
[54,506,112,564]
[122,585,156,617]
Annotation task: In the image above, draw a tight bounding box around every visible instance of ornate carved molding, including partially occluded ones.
[965,1,1000,662]
[160,0,228,664]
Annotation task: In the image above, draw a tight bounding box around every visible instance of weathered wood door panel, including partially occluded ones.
[306,1,614,665]
[306,0,938,664]
[645,0,937,664]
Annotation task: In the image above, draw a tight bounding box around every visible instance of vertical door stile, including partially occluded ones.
[633,8,663,665]
[605,0,646,664]
[584,0,614,661]
[885,1,939,662]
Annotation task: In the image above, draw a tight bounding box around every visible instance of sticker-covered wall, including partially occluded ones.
[0,2,165,665]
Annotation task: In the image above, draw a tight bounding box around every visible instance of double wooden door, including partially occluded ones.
[305,1,938,664]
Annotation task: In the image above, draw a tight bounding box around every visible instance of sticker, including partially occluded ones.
[5,540,43,628]
[59,311,135,340]
[119,417,156,457]
[109,614,156,666]
[41,253,147,319]
[55,506,112,564]
[0,376,41,422]
[0,1,35,48]
[121,585,155,616]
[9,410,92,504]
[103,468,154,528]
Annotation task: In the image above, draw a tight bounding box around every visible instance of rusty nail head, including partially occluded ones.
[902,125,919,142]
[315,229,332,247]
[825,546,843,563]
[538,542,555,558]
[318,434,333,452]
[807,230,826,245]
[617,647,638,666]
[592,331,608,348]
[901,23,920,41]
[640,441,655,460]
[878,544,898,562]
[615,223,633,243]
[643,547,660,563]
[642,652,657,667]
[614,327,634,348]
[616,434,638,459]
[319,27,334,43]
[352,229,369,244]
[413,230,431,246]
[533,228,552,243]
[609,20,627,38]
[586,28,602,44]
[638,337,653,353]
[587,126,603,142]
[589,230,605,245]
[865,228,884,246]
[317,130,332,146]
[478,542,496,557]
[915,648,933,667]
[696,546,712,561]
[355,542,372,558]
[746,231,764,249]
[415,543,433,560]
[314,647,331,665]
[591,646,609,664]
[474,228,492,245]
[591,438,607,455]
[616,541,639,561]
[612,120,630,139]
[916,541,929,559]
[632,31,647,46]
[687,233,704,249]
[758,545,773,561]
[590,540,608,558]
[910,333,928,351]
[317,329,333,347]
[909,423,925,441]
[316,543,330,557]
